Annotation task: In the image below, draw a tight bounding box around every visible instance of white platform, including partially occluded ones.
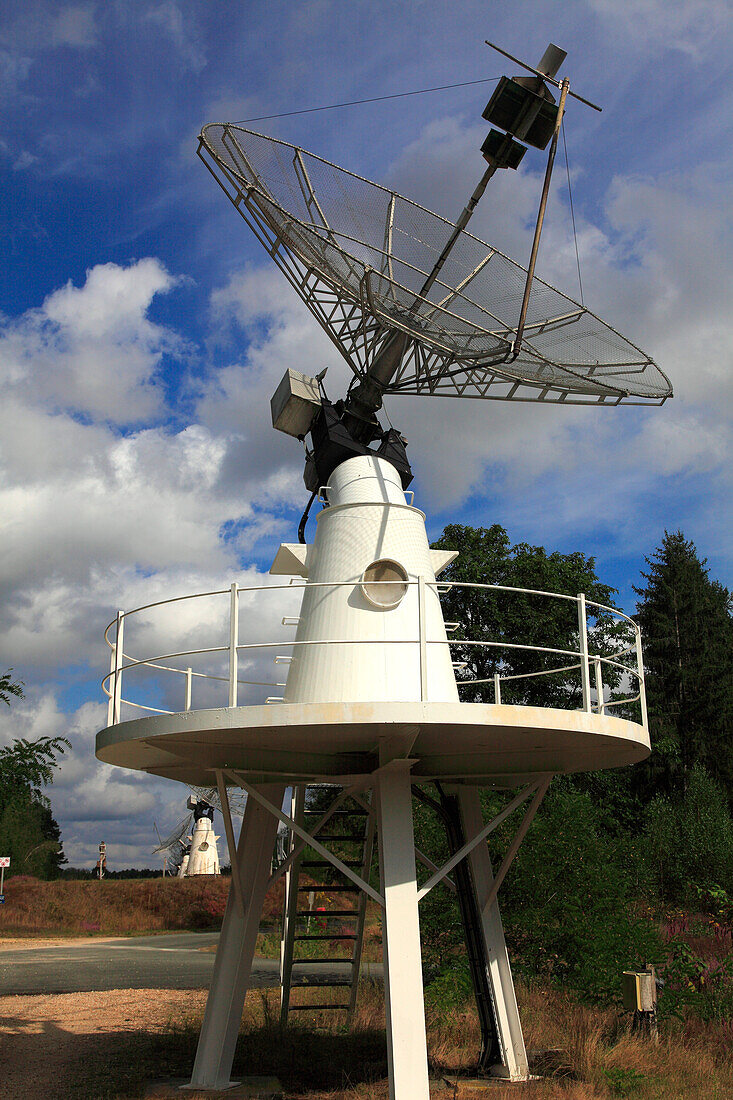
[95,698,649,787]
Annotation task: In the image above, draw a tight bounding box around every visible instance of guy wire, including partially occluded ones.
[235,77,501,124]
[562,121,584,306]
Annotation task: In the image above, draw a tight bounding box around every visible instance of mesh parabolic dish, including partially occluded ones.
[199,124,672,405]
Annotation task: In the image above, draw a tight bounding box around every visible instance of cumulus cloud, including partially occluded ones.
[50,4,96,49]
[145,2,206,73]
[586,0,732,58]
[0,259,185,423]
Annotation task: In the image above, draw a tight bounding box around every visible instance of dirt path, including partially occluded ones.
[0,988,208,1100]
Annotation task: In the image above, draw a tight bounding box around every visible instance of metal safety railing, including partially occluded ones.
[102,579,647,728]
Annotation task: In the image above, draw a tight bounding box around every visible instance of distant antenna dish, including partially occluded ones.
[198,125,672,407]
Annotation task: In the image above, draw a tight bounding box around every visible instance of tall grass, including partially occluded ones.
[0,875,283,936]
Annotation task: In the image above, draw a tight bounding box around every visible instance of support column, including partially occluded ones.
[376,760,430,1100]
[455,786,529,1081]
[186,782,286,1091]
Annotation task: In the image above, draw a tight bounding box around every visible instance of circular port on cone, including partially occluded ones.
[361,559,409,609]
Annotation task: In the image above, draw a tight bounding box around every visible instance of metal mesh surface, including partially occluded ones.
[200,124,672,403]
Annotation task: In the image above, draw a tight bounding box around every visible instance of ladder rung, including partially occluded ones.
[292,958,354,965]
[290,978,352,987]
[303,808,369,816]
[301,860,364,868]
[296,909,357,918]
[288,1003,350,1011]
[297,885,360,892]
[310,834,366,841]
[295,934,357,941]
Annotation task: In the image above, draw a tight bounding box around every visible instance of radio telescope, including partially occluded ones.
[153,788,240,875]
[97,41,670,1097]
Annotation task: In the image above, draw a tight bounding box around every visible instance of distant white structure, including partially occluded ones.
[183,796,220,876]
[177,844,191,878]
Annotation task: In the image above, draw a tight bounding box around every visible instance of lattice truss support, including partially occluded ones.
[197,131,669,408]
[186,764,553,1096]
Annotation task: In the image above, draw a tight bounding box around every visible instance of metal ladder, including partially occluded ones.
[279,783,375,1024]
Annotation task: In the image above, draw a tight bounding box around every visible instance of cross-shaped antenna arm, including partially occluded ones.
[485,39,602,112]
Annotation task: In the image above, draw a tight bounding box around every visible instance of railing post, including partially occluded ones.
[107,642,116,726]
[593,656,605,715]
[494,672,502,705]
[576,594,591,713]
[113,611,124,724]
[418,575,428,702]
[185,667,193,712]
[635,624,648,729]
[229,582,239,708]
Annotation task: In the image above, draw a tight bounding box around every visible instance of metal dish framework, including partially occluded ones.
[198,124,672,407]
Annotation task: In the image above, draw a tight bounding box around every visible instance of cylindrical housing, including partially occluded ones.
[284,456,458,704]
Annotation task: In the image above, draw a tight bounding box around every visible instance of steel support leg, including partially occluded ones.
[280,784,304,1024]
[456,786,530,1081]
[186,782,286,1090]
[376,760,430,1100]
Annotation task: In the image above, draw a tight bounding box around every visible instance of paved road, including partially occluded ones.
[0,932,373,995]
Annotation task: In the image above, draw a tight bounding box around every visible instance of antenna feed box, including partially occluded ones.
[271,368,322,439]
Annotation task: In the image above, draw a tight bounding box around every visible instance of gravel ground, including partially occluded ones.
[0,988,208,1100]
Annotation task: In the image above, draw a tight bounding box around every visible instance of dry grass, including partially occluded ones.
[3,979,733,1099]
[0,875,285,937]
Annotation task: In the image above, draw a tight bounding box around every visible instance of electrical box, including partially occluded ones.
[481,129,527,170]
[271,368,322,438]
[482,76,559,150]
[622,970,656,1012]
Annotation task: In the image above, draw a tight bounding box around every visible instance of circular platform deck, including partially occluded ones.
[96,700,650,787]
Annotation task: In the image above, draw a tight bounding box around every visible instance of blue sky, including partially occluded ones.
[0,0,731,868]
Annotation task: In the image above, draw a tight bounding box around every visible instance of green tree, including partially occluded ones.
[0,673,69,878]
[634,531,733,798]
[432,524,626,708]
[0,669,24,707]
[641,766,733,903]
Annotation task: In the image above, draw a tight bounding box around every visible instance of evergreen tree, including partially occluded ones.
[634,531,733,799]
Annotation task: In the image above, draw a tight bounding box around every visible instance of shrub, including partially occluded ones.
[641,766,733,904]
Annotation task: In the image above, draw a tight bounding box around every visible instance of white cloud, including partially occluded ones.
[12,149,37,171]
[50,4,96,49]
[586,0,732,58]
[0,259,185,423]
[145,2,206,72]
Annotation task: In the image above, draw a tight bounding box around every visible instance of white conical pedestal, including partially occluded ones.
[186,815,221,876]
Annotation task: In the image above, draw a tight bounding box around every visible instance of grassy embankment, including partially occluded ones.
[0,874,249,936]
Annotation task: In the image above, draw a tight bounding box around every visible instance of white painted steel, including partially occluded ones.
[282,456,459,705]
[215,771,243,913]
[228,582,238,708]
[99,579,646,723]
[96,699,650,785]
[187,783,286,1090]
[376,760,431,1100]
[456,786,529,1081]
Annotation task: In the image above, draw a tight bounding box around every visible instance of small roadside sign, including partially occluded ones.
[0,895,4,904]
[0,856,9,897]
[0,857,10,868]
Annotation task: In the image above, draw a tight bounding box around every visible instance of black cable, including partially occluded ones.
[562,122,584,306]
[233,77,501,125]
[298,490,317,544]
